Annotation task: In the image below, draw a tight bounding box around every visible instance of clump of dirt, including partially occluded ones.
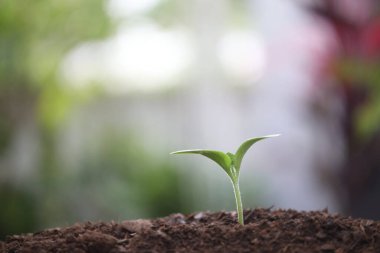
[1,208,380,252]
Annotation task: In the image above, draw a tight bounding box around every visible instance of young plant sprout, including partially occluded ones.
[170,134,279,225]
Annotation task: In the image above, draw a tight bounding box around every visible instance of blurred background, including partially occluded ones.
[1,0,380,239]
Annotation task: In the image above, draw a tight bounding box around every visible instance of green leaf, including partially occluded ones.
[170,149,232,177]
[234,134,280,172]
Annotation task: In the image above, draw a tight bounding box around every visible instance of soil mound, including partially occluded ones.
[1,208,380,252]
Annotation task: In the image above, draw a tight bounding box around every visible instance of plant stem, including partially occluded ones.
[232,179,244,225]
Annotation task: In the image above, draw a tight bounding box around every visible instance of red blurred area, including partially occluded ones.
[308,0,380,219]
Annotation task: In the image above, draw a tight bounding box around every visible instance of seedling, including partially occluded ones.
[171,134,279,225]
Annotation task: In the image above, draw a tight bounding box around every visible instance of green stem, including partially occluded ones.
[232,179,244,225]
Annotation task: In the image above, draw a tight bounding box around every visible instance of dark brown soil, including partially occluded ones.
[1,208,380,253]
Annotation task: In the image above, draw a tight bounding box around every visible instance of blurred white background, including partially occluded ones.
[4,0,380,238]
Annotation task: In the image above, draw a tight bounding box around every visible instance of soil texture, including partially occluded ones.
[1,208,380,253]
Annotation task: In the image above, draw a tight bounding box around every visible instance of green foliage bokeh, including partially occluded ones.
[0,0,183,239]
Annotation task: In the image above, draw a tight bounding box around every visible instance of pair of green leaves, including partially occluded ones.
[171,134,279,181]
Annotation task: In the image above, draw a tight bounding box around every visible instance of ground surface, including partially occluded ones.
[1,208,380,253]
